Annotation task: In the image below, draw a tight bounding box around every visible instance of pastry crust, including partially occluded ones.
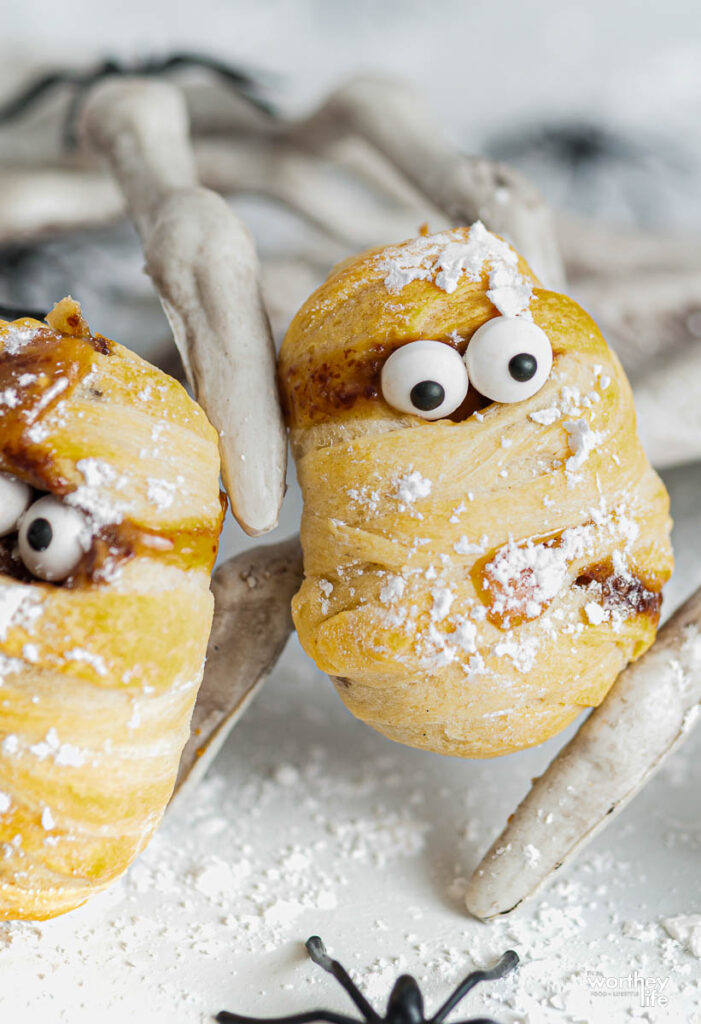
[280,226,673,759]
[0,299,223,920]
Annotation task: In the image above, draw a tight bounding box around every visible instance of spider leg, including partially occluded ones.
[152,52,256,88]
[0,58,123,146]
[64,51,275,149]
[150,52,278,116]
[441,1018,509,1024]
[305,937,381,1024]
[215,1012,360,1024]
[0,70,80,123]
[430,951,519,1023]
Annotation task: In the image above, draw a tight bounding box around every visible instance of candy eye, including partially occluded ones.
[381,340,469,420]
[18,496,89,582]
[0,473,32,537]
[464,317,553,404]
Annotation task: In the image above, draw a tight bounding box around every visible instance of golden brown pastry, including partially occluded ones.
[0,299,223,920]
[280,224,673,759]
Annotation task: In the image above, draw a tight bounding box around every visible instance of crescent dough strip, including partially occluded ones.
[465,584,701,919]
[80,77,286,537]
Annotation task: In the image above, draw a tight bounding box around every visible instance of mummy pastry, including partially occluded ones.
[0,299,223,920]
[280,224,673,759]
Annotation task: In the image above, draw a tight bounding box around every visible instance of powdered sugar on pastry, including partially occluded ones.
[454,535,487,556]
[66,457,131,528]
[147,476,182,510]
[377,222,534,317]
[486,259,534,319]
[0,323,42,356]
[0,585,38,642]
[380,576,406,604]
[27,727,88,768]
[483,508,644,629]
[564,419,602,480]
[485,533,581,621]
[529,404,562,426]
[394,470,432,504]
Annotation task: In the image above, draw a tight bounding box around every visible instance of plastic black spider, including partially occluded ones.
[216,936,519,1024]
[0,51,274,149]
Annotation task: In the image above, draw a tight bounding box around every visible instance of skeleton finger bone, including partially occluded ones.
[571,270,701,372]
[171,536,303,806]
[0,140,435,250]
[195,137,435,249]
[558,213,701,280]
[465,584,701,919]
[633,342,701,468]
[0,167,123,242]
[291,75,566,290]
[79,77,286,536]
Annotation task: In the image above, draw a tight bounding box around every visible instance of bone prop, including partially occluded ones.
[171,536,303,805]
[79,77,286,536]
[465,584,701,919]
[632,342,701,469]
[558,212,701,280]
[195,137,436,249]
[571,270,701,373]
[292,76,567,291]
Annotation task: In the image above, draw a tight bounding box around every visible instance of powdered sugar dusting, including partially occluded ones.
[377,223,534,317]
[0,323,42,356]
[26,727,87,768]
[563,418,602,482]
[662,914,701,958]
[529,404,561,426]
[484,528,588,624]
[147,476,184,511]
[482,501,644,630]
[394,470,432,504]
[486,259,534,319]
[0,585,39,641]
[65,648,108,677]
[65,457,131,528]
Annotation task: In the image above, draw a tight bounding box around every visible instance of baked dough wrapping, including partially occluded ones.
[0,299,223,920]
[280,224,673,759]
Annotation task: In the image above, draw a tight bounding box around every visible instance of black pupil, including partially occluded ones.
[27,518,53,552]
[509,352,537,382]
[410,380,445,411]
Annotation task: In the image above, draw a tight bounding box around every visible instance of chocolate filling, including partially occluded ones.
[575,562,662,620]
